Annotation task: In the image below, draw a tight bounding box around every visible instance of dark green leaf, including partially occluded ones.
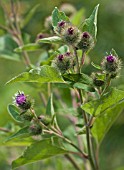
[82,4,99,40]
[82,88,124,116]
[73,83,95,92]
[52,7,69,28]
[12,138,68,169]
[14,43,42,52]
[6,65,64,85]
[92,102,124,143]
[4,126,30,142]
[63,73,93,85]
[37,36,63,44]
[7,105,22,123]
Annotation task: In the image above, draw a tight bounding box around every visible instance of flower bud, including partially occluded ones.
[61,25,81,46]
[44,16,53,32]
[20,113,33,122]
[36,33,49,41]
[55,21,67,34]
[77,32,94,51]
[29,124,42,135]
[14,91,32,111]
[38,115,51,126]
[52,52,75,74]
[60,3,76,17]
[101,55,122,78]
[92,73,105,87]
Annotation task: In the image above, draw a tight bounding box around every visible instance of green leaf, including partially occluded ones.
[46,94,54,116]
[52,7,69,28]
[71,8,85,26]
[0,50,20,61]
[14,43,42,52]
[82,88,124,116]
[91,62,101,70]
[0,35,20,61]
[82,4,99,40]
[37,36,63,44]
[7,105,22,123]
[21,4,40,28]
[12,138,68,169]
[63,73,93,85]
[92,102,124,143]
[4,126,30,142]
[73,83,95,92]
[6,65,64,85]
[57,45,69,54]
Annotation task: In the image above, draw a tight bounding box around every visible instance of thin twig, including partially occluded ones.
[0,127,11,133]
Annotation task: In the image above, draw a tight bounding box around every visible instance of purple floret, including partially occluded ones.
[58,21,66,27]
[65,52,71,56]
[16,93,26,105]
[82,32,90,38]
[106,55,116,63]
[58,54,64,61]
[68,27,74,35]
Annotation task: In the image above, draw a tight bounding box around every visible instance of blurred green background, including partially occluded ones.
[0,0,124,170]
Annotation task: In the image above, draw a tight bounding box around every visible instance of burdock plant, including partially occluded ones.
[1,2,123,170]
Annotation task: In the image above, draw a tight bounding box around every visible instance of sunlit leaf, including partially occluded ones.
[52,7,69,28]
[82,88,124,116]
[37,36,63,44]
[82,4,99,40]
[14,43,42,52]
[12,138,68,169]
[6,65,64,85]
[92,102,124,143]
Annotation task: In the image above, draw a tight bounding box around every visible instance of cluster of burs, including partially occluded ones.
[13,91,51,135]
[51,20,122,87]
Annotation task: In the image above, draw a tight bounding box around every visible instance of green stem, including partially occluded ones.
[80,50,85,72]
[79,89,96,170]
[73,47,80,73]
[73,47,96,169]
[65,154,81,170]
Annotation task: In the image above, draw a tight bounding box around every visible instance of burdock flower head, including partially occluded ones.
[61,24,81,46]
[77,31,94,51]
[52,52,75,74]
[14,91,32,111]
[101,54,122,78]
